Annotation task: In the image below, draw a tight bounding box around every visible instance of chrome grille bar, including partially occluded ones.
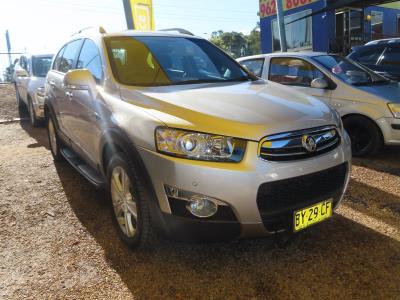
[258,125,341,161]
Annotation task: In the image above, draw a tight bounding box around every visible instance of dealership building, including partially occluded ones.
[259,0,400,54]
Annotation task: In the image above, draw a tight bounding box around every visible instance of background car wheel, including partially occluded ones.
[28,97,40,127]
[106,152,154,250]
[15,86,26,117]
[47,113,64,162]
[343,115,382,157]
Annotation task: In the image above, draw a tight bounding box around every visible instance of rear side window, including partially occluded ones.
[241,59,264,77]
[58,39,82,73]
[269,57,325,87]
[352,47,384,65]
[381,47,400,69]
[77,39,103,82]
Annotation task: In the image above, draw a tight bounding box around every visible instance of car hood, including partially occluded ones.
[120,81,336,141]
[355,82,400,103]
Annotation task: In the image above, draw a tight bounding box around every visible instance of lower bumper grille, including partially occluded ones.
[257,163,348,232]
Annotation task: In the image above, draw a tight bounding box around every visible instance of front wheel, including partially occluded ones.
[107,152,153,249]
[47,114,64,161]
[343,115,382,157]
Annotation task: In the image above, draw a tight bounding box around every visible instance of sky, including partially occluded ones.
[0,0,259,54]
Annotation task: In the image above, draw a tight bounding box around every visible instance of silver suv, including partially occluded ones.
[14,54,53,126]
[45,28,352,248]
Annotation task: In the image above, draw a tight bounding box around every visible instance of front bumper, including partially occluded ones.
[377,117,400,146]
[138,133,352,240]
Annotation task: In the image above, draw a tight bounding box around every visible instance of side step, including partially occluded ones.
[60,147,106,188]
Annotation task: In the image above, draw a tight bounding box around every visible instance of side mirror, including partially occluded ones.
[63,69,97,96]
[311,78,329,89]
[15,69,29,77]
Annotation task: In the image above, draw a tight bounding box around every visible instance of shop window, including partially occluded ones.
[371,11,383,40]
[272,10,312,52]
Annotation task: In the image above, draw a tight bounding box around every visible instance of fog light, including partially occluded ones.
[187,195,218,218]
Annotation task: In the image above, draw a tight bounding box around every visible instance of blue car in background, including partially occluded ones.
[348,38,400,82]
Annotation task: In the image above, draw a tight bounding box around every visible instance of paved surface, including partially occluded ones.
[0,84,399,299]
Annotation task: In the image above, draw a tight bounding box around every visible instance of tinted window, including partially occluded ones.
[314,55,388,85]
[58,39,82,73]
[105,36,248,86]
[77,39,103,82]
[381,47,400,69]
[269,57,325,87]
[353,47,384,65]
[241,59,264,77]
[32,56,53,77]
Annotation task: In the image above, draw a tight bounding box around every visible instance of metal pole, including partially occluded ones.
[5,30,12,66]
[276,0,288,52]
[122,0,135,29]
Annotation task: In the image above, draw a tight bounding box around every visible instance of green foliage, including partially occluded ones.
[209,27,261,58]
[2,64,14,83]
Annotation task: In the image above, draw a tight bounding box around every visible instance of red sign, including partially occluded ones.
[259,0,317,18]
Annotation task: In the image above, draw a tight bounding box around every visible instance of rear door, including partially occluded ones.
[69,38,105,167]
[267,57,332,104]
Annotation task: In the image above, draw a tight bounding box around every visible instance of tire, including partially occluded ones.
[15,86,26,116]
[343,115,382,157]
[47,112,64,162]
[28,97,40,128]
[106,152,154,250]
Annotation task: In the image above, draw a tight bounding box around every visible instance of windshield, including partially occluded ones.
[32,56,53,77]
[105,36,249,86]
[313,55,389,86]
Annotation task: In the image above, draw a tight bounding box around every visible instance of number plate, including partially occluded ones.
[294,200,332,232]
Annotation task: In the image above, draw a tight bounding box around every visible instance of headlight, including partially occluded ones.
[333,109,344,132]
[388,103,400,119]
[155,127,246,162]
[36,87,45,101]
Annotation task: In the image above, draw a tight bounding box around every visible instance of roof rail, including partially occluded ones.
[71,26,106,36]
[158,28,194,36]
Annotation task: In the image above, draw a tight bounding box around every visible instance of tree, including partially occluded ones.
[2,64,14,83]
[209,26,261,58]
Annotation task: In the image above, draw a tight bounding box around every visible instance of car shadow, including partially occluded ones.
[54,161,400,299]
[352,146,400,177]
[19,119,50,150]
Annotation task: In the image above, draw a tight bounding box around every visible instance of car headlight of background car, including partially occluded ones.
[35,87,46,103]
[155,127,246,162]
[388,103,400,119]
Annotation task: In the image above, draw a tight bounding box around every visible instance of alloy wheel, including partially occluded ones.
[110,166,138,238]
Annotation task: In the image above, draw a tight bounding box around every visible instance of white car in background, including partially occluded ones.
[238,53,400,156]
[14,54,53,127]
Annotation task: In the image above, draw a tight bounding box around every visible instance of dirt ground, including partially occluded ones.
[0,84,399,299]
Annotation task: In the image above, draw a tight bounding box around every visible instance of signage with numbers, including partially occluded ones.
[130,0,154,31]
[259,0,318,18]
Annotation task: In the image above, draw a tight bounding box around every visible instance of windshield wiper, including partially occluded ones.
[228,75,254,82]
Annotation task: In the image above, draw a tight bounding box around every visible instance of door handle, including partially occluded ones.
[48,80,56,87]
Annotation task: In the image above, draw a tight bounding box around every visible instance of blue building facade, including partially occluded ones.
[259,0,400,54]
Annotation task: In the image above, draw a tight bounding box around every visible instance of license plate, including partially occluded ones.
[294,200,333,232]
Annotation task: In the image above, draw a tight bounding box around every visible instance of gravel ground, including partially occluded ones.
[0,84,399,299]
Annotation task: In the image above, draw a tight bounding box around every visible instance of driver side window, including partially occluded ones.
[269,57,325,87]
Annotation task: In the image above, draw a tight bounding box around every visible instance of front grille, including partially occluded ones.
[258,126,341,161]
[257,163,348,231]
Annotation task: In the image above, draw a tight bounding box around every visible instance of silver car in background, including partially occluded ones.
[238,52,400,156]
[14,54,53,127]
[45,28,351,249]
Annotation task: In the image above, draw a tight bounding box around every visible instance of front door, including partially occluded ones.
[267,57,332,104]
